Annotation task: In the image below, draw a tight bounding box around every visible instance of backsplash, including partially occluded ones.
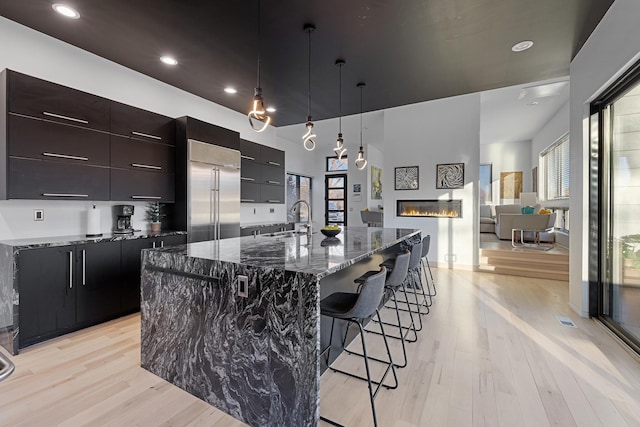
[240,203,287,226]
[0,200,152,241]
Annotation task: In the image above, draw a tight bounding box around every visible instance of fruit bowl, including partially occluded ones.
[320,227,341,237]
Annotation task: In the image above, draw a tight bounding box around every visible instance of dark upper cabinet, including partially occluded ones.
[8,115,110,166]
[7,70,110,132]
[18,246,76,345]
[241,181,261,203]
[261,145,285,168]
[9,157,110,200]
[110,101,175,145]
[178,116,239,151]
[75,241,122,325]
[240,139,261,161]
[239,139,285,204]
[241,160,260,182]
[110,135,175,173]
[110,168,175,202]
[261,164,284,185]
[261,183,285,204]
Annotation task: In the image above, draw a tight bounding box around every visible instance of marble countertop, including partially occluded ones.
[149,226,420,279]
[0,230,187,250]
[240,222,295,229]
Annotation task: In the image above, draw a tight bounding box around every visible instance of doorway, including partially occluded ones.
[325,174,347,226]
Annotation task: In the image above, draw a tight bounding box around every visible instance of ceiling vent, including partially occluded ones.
[518,80,569,105]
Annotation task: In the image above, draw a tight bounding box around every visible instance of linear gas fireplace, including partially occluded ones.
[397,199,462,218]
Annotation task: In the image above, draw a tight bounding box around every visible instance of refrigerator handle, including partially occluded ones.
[216,168,221,240]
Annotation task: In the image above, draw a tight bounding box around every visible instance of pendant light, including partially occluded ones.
[333,59,347,160]
[355,82,368,170]
[302,23,316,151]
[248,0,271,132]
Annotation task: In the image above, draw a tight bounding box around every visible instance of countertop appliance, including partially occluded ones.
[113,204,135,234]
[187,140,240,243]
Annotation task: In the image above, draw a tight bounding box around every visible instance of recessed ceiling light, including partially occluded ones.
[224,87,237,94]
[511,40,534,52]
[160,56,178,66]
[52,4,80,19]
[266,106,276,113]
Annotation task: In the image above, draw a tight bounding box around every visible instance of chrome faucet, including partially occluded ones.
[290,199,312,238]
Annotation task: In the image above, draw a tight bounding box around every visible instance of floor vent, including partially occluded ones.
[555,316,577,328]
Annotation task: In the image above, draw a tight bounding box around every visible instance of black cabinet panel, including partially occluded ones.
[111,135,175,173]
[8,115,110,166]
[241,160,260,182]
[159,234,187,247]
[9,157,110,200]
[240,139,261,161]
[18,246,76,344]
[111,102,175,145]
[261,184,285,204]
[76,241,122,325]
[120,238,152,313]
[110,168,175,202]
[241,182,261,203]
[261,164,284,185]
[261,146,284,167]
[8,70,110,132]
[182,116,239,150]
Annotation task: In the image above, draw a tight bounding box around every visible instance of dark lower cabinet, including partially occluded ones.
[18,246,76,345]
[75,241,122,325]
[18,234,186,348]
[121,234,187,313]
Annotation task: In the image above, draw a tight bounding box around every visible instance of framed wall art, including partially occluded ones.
[436,163,464,189]
[371,166,382,199]
[394,166,419,190]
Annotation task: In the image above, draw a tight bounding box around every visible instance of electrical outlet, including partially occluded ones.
[253,208,256,214]
[444,253,457,262]
[34,209,44,221]
[270,208,275,213]
[238,275,248,298]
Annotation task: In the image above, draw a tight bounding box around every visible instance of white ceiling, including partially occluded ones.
[480,77,569,145]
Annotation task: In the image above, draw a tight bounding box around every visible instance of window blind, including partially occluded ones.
[541,133,570,201]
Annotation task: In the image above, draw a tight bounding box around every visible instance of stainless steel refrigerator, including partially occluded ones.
[187,140,240,243]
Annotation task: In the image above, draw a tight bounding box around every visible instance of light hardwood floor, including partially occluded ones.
[1,270,640,426]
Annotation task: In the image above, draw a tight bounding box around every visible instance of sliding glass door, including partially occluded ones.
[593,64,640,351]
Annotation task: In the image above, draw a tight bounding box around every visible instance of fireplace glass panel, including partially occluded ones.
[397,200,462,218]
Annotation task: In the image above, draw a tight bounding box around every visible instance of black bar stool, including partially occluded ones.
[421,235,437,298]
[320,267,397,427]
[349,249,414,368]
[384,241,428,331]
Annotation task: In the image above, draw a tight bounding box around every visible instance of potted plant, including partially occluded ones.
[145,201,164,233]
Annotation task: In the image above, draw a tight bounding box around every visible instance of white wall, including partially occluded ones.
[569,0,640,316]
[0,17,307,239]
[382,94,481,269]
[531,101,570,170]
[480,140,532,205]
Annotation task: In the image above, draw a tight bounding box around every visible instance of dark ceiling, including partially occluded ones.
[0,0,614,126]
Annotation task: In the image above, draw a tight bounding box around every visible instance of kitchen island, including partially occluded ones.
[140,226,421,427]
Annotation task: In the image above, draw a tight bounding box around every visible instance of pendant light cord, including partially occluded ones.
[338,63,342,133]
[256,0,261,88]
[360,84,363,149]
[307,28,312,118]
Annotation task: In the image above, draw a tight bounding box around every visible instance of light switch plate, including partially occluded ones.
[34,209,44,221]
[238,275,248,298]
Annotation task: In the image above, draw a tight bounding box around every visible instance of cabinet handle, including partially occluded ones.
[82,250,86,286]
[152,241,156,249]
[131,163,162,170]
[161,241,164,248]
[69,251,73,289]
[267,180,281,185]
[241,155,255,161]
[43,193,89,198]
[267,200,281,203]
[131,195,162,200]
[241,177,255,182]
[131,131,162,140]
[268,161,281,166]
[42,111,89,124]
[241,199,255,202]
[42,152,89,161]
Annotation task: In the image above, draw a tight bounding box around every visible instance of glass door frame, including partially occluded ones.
[590,58,640,354]
[325,173,347,226]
